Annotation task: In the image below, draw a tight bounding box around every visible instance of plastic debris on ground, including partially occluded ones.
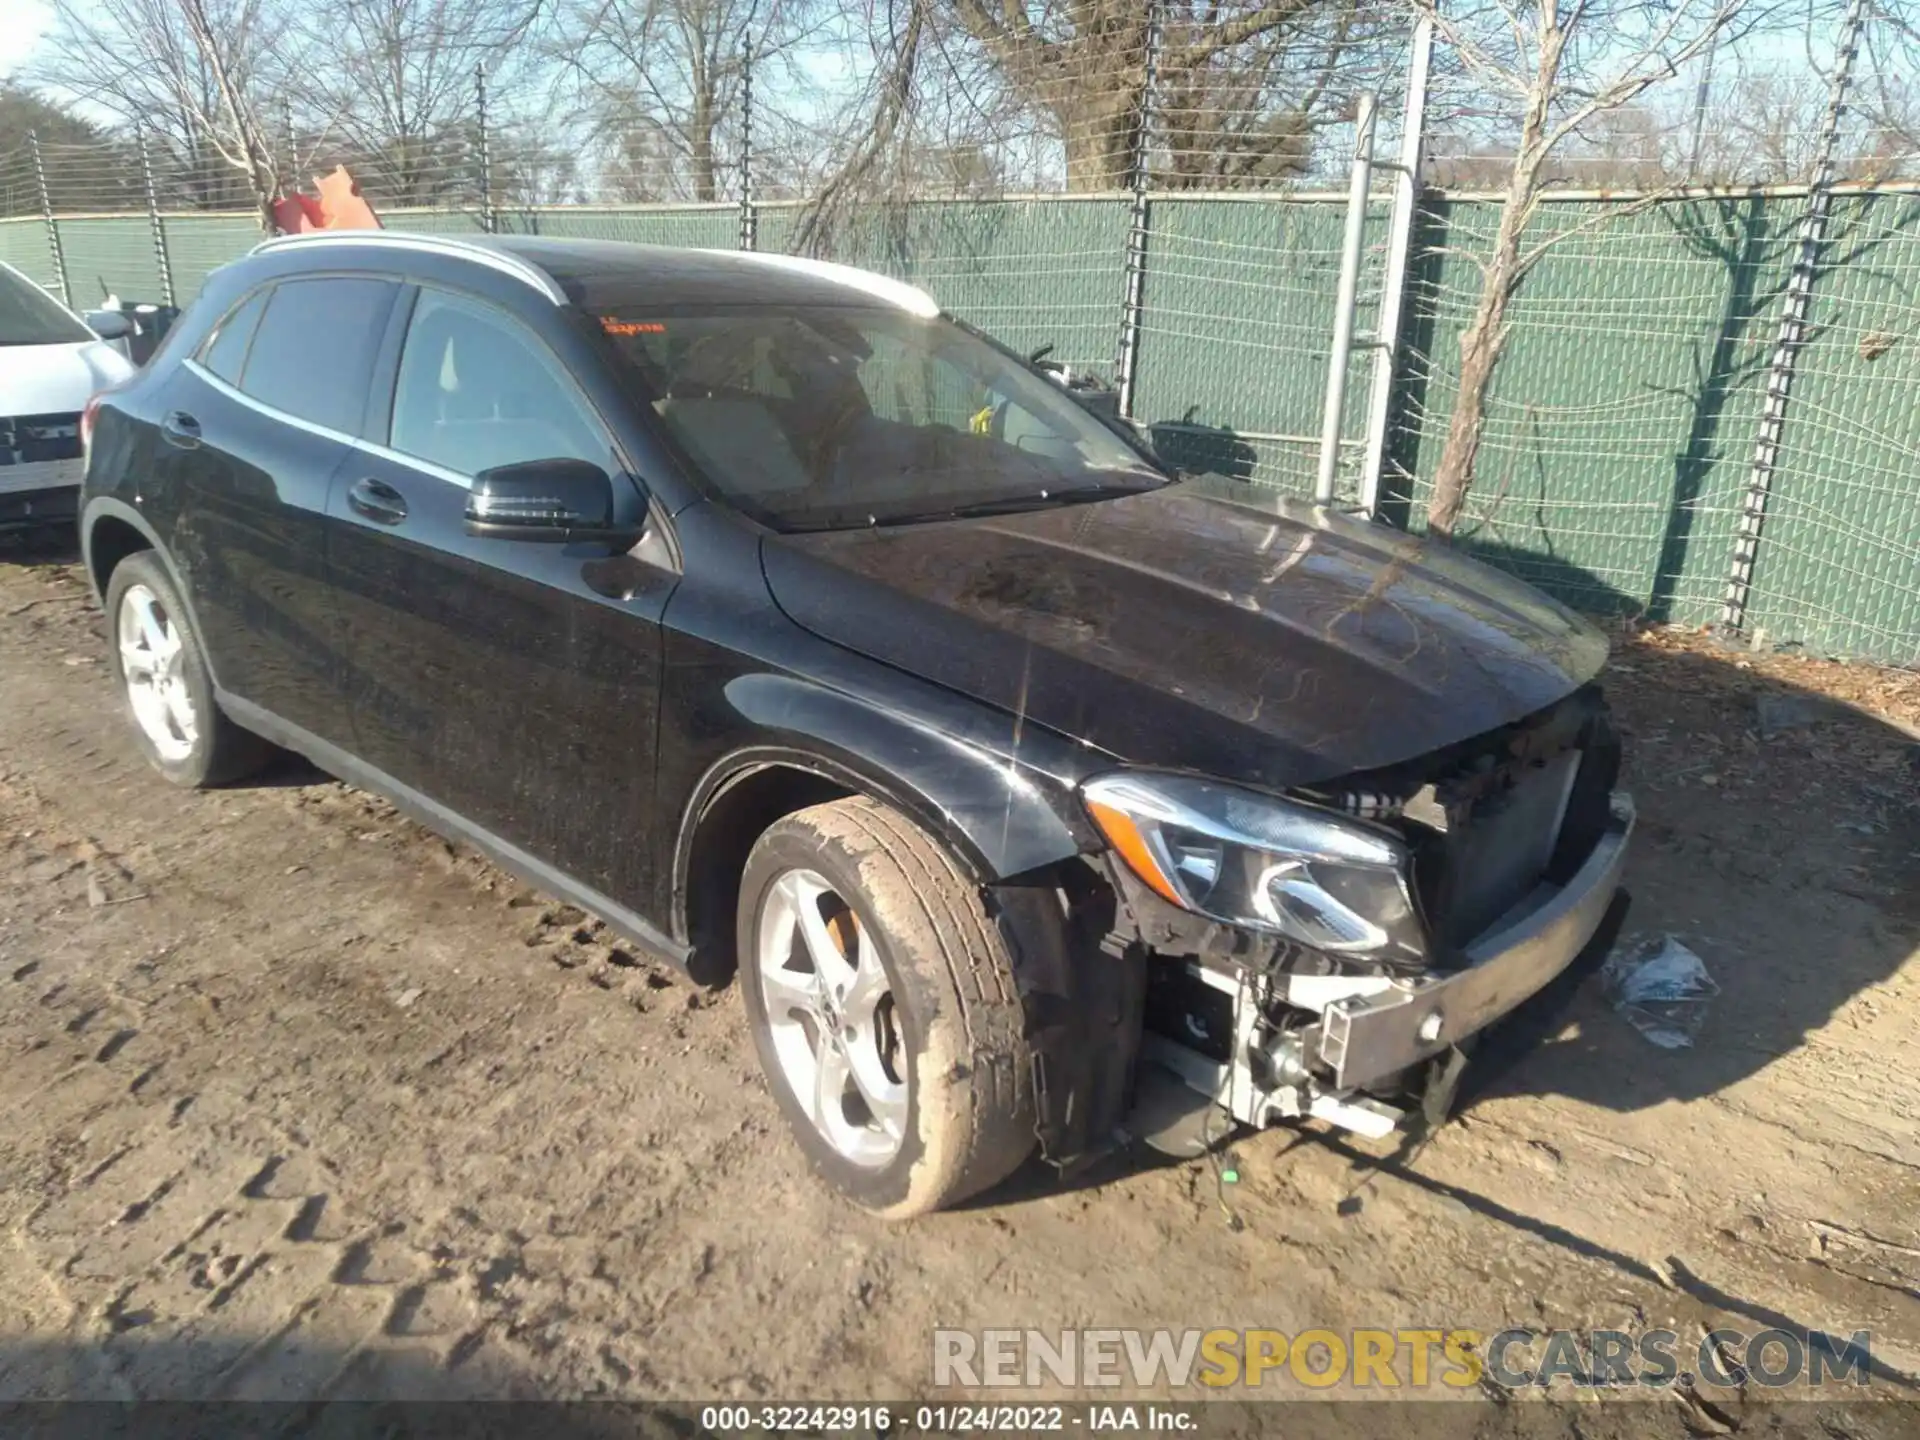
[1600,934,1719,1049]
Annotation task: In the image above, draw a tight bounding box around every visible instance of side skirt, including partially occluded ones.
[217,691,694,975]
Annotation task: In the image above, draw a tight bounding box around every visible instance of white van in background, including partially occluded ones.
[1,260,137,532]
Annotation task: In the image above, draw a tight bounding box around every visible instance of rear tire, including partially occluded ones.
[738,797,1036,1218]
[105,552,272,788]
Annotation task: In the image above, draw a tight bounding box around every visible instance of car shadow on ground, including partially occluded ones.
[1462,632,1918,1117]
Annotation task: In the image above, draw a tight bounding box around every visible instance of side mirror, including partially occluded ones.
[85,309,133,341]
[465,458,645,545]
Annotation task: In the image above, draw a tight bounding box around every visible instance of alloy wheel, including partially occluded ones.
[755,868,908,1168]
[117,582,198,763]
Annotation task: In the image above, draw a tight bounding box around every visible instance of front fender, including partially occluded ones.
[673,678,1144,1170]
[673,672,1096,928]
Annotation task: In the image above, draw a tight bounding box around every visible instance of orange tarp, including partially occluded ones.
[271,165,381,235]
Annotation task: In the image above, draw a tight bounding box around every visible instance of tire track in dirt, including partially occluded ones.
[0,588,888,1397]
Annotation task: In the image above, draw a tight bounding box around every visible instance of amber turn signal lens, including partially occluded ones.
[1086,798,1183,906]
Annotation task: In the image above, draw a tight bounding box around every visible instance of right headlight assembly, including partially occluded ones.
[1082,772,1427,966]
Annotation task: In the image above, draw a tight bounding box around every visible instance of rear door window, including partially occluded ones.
[198,290,269,384]
[239,277,398,435]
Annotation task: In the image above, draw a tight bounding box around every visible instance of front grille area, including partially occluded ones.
[1310,686,1619,961]
[0,412,83,467]
[1408,691,1620,955]
[1432,749,1581,943]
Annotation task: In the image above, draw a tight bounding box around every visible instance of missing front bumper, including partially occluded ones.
[1317,794,1635,1090]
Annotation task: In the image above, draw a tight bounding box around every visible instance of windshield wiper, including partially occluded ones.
[872,474,1165,527]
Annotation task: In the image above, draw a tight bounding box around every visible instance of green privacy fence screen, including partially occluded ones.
[3,192,1914,665]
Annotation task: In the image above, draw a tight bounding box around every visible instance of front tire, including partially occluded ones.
[738,797,1036,1218]
[105,552,271,788]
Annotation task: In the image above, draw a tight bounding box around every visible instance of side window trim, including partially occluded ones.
[354,435,479,492]
[363,282,419,446]
[182,354,477,495]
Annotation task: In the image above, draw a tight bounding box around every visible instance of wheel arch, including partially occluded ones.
[671,719,1088,985]
[81,499,162,602]
[690,754,1144,1178]
[675,755,857,984]
[82,501,222,691]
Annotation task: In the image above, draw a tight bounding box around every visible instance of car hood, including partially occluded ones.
[0,339,133,415]
[760,481,1610,790]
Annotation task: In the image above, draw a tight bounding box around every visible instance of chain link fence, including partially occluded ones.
[1,1,1916,664]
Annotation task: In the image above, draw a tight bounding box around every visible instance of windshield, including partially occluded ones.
[0,265,91,347]
[593,303,1164,530]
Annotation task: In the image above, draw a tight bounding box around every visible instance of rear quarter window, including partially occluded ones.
[197,290,269,384]
[238,277,398,435]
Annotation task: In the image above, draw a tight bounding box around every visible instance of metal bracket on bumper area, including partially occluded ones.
[1318,794,1635,1091]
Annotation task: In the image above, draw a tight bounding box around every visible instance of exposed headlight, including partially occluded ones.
[1082,773,1425,965]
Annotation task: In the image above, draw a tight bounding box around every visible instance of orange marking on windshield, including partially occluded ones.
[601,318,665,335]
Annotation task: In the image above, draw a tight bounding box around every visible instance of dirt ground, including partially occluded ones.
[1,531,1915,1432]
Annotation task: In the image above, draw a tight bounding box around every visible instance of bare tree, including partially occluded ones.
[1674,68,1830,183]
[29,0,303,226]
[1856,72,1920,179]
[790,0,927,251]
[1850,12,1920,181]
[938,0,1380,190]
[778,0,1393,209]
[1415,0,1757,539]
[301,0,546,207]
[492,124,589,205]
[0,84,141,216]
[558,0,832,204]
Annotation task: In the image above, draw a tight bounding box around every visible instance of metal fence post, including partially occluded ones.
[475,63,497,234]
[1719,0,1868,633]
[1358,17,1432,517]
[1315,91,1377,506]
[29,131,72,308]
[738,38,758,251]
[138,128,176,307]
[1113,2,1162,420]
[283,97,297,192]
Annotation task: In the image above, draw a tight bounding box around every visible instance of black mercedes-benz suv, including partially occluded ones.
[80,233,1632,1217]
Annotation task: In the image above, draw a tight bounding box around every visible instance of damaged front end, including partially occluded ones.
[1092,687,1633,1149]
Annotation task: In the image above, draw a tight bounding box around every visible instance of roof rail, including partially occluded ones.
[249,231,566,304]
[697,249,939,317]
